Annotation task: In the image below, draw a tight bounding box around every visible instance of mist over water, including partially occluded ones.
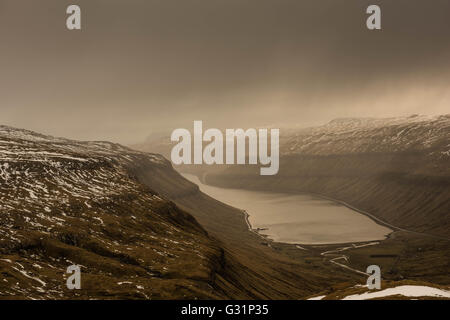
[183,174,392,244]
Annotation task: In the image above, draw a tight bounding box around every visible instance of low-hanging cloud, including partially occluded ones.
[0,0,449,143]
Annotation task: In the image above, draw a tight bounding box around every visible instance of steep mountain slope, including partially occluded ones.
[0,125,235,299]
[124,147,358,299]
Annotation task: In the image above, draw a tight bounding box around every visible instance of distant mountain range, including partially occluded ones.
[282,114,449,159]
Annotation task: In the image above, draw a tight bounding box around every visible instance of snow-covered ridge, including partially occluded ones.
[283,114,450,157]
[0,125,167,164]
[0,125,216,299]
[0,125,170,240]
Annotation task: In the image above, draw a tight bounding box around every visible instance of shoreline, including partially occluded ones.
[241,207,391,248]
[193,172,393,247]
[194,171,450,243]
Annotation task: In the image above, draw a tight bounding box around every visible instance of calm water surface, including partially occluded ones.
[182,173,392,245]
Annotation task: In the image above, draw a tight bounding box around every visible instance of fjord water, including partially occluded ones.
[183,173,392,245]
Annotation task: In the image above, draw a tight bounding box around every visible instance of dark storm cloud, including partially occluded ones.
[1,0,449,143]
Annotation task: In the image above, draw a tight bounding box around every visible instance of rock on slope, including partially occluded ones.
[0,125,229,299]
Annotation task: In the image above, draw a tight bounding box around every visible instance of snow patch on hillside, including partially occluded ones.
[342,285,450,300]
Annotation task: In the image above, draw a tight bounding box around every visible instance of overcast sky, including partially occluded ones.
[1,0,449,143]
